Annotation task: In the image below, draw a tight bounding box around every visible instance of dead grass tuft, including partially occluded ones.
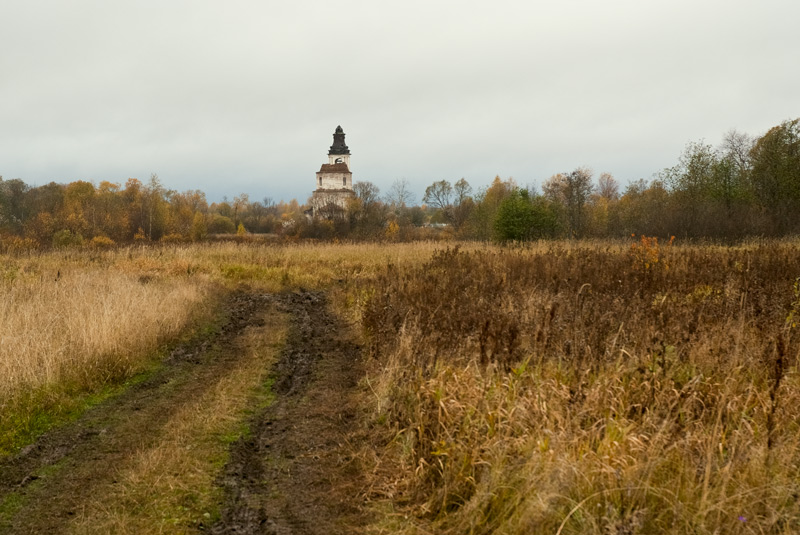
[361,241,800,534]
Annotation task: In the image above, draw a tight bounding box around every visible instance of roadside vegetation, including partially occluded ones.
[2,238,800,533]
[0,241,444,456]
[0,252,213,454]
[360,240,800,534]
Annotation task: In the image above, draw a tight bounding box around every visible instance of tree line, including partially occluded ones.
[1,118,798,249]
[0,173,304,250]
[296,117,800,242]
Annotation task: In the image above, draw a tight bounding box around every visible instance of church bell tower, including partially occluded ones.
[328,125,351,168]
[310,125,356,217]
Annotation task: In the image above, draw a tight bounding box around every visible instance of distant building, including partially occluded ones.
[310,126,355,218]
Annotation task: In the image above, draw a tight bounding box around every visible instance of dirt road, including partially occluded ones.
[0,290,368,534]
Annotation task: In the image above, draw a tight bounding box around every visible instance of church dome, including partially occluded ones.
[329,125,350,155]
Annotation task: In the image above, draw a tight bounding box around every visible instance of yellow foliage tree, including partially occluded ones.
[191,212,207,241]
[385,220,400,241]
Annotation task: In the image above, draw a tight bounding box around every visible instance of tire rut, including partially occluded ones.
[211,290,368,535]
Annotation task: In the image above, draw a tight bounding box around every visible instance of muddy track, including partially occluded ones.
[0,289,368,534]
[211,291,368,535]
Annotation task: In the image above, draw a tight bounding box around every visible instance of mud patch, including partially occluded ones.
[212,290,368,535]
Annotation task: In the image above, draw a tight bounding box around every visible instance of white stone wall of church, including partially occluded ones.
[317,173,352,190]
[311,190,354,214]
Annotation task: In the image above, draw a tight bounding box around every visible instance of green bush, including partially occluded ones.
[207,214,236,234]
[52,229,84,249]
[493,190,558,242]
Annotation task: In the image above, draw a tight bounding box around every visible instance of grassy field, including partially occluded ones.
[360,239,800,534]
[3,239,800,533]
[0,241,447,454]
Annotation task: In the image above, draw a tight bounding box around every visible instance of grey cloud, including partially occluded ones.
[1,0,798,202]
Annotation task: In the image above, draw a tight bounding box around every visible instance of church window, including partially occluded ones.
[335,158,343,164]
[343,176,346,186]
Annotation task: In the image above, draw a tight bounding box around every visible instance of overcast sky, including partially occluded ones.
[1,0,797,204]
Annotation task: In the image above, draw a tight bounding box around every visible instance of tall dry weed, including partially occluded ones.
[362,242,800,534]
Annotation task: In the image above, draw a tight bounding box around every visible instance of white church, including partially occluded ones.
[309,125,356,218]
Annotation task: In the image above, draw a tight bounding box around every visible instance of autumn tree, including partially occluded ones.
[143,174,168,240]
[242,197,278,233]
[451,178,474,230]
[719,128,756,207]
[543,168,593,238]
[191,212,208,241]
[349,181,386,238]
[422,178,475,231]
[123,178,146,240]
[25,212,57,244]
[422,180,452,213]
[214,199,234,219]
[0,178,30,234]
[468,176,516,240]
[61,181,96,237]
[233,193,250,227]
[383,178,419,235]
[596,172,620,201]
[95,181,127,241]
[660,138,757,237]
[615,179,672,237]
[721,129,754,179]
[749,118,800,232]
[385,178,415,208]
[207,214,236,234]
[21,182,65,243]
[167,190,207,238]
[586,173,620,237]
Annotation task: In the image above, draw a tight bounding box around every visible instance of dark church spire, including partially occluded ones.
[328,125,350,155]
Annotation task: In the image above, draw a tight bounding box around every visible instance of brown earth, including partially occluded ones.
[0,289,369,534]
[212,290,369,535]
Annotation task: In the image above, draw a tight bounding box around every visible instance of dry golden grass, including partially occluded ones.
[0,241,457,530]
[361,241,800,534]
[0,268,207,394]
[0,254,214,453]
[20,239,800,533]
[0,241,451,453]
